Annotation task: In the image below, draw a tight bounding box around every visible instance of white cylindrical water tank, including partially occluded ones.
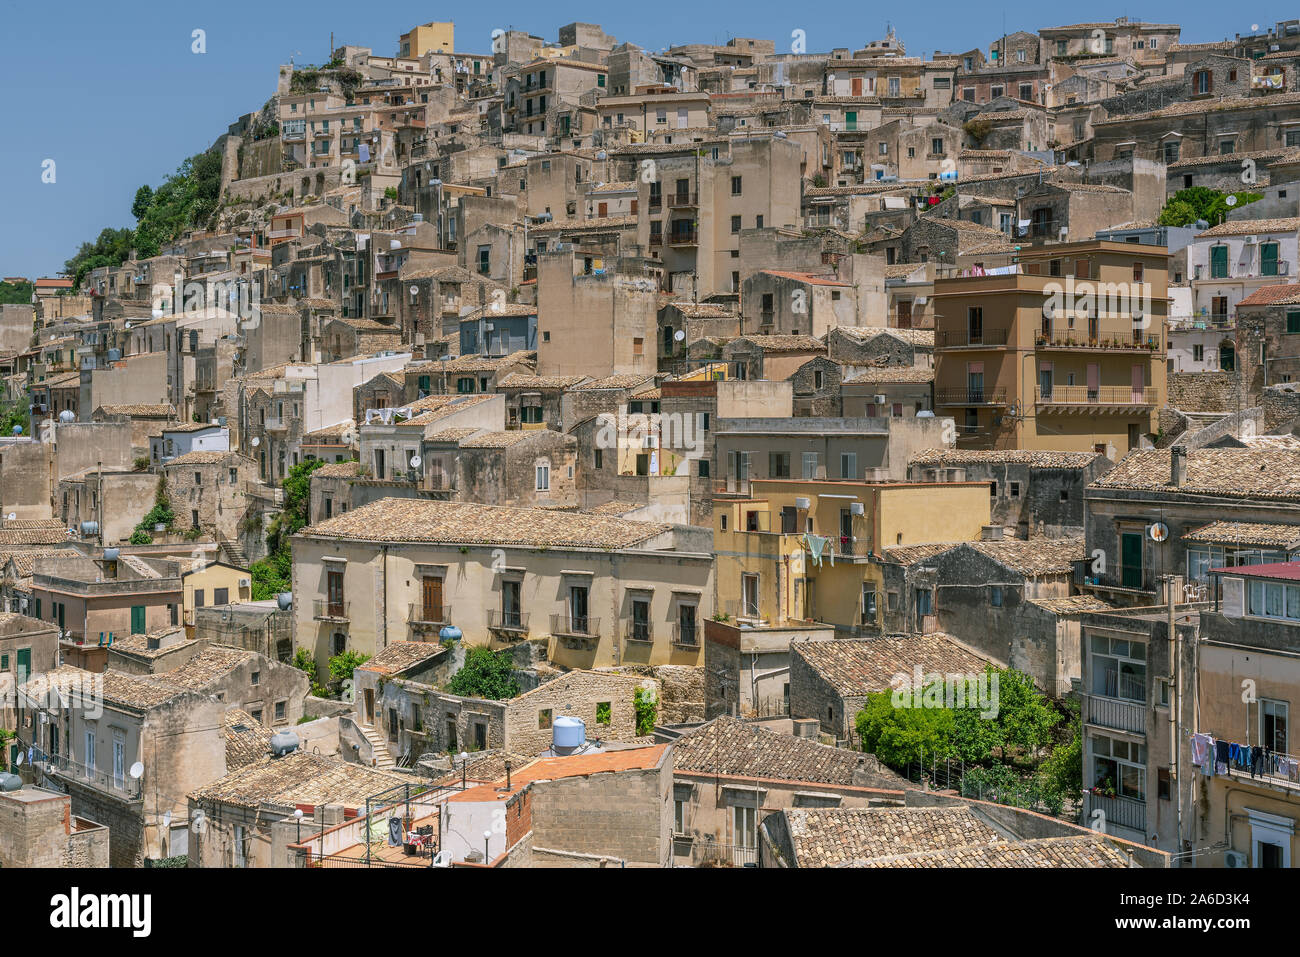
[552,716,585,751]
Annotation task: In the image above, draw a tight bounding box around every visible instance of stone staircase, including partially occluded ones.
[219,536,249,568]
[358,723,396,770]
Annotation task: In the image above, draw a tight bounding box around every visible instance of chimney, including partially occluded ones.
[1170,446,1187,487]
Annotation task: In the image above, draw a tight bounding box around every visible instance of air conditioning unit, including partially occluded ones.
[238,578,251,587]
[1224,850,1248,868]
[874,394,888,405]
[1244,235,1259,245]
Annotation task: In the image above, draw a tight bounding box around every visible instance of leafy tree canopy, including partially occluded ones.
[446,647,520,700]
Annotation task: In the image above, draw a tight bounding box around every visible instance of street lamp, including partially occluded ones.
[483,829,492,864]
[459,750,469,789]
[294,807,304,843]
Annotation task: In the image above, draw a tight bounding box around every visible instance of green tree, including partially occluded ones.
[1158,186,1262,227]
[1037,701,1082,804]
[248,458,326,600]
[0,281,34,306]
[446,646,520,700]
[993,667,1060,760]
[327,650,371,693]
[131,184,154,220]
[63,227,135,289]
[855,691,956,767]
[633,686,658,735]
[0,401,30,438]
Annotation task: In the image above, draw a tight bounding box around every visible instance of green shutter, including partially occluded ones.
[1210,245,1228,279]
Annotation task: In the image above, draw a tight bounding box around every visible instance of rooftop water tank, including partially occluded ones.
[0,773,21,792]
[552,716,585,753]
[439,624,462,642]
[277,592,292,611]
[80,521,99,536]
[103,546,119,561]
[269,731,300,757]
[58,410,76,423]
[107,348,122,362]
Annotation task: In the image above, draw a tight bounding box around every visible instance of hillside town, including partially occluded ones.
[4,13,1300,875]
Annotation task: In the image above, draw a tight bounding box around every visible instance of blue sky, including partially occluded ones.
[0,1,1285,278]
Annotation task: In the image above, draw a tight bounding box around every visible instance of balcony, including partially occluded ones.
[668,229,699,247]
[667,192,698,208]
[1083,790,1145,834]
[408,602,449,632]
[269,228,301,240]
[313,599,350,622]
[1083,693,1146,735]
[937,329,1010,347]
[624,622,654,645]
[551,614,601,647]
[264,416,289,432]
[487,609,530,636]
[41,751,144,801]
[827,536,872,561]
[1036,331,1164,353]
[935,388,1009,406]
[648,234,664,247]
[672,622,700,647]
[1035,385,1157,409]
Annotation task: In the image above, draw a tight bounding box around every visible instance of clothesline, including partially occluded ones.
[1190,731,1299,783]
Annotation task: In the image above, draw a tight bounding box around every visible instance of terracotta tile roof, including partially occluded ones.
[792,634,990,697]
[834,326,934,347]
[664,302,737,318]
[732,334,824,351]
[968,537,1085,576]
[878,543,959,565]
[358,640,443,676]
[458,430,542,448]
[2,548,79,578]
[160,646,255,691]
[860,834,1134,868]
[1237,283,1300,307]
[99,670,191,711]
[496,373,589,390]
[1168,148,1296,171]
[1025,594,1119,615]
[301,498,671,548]
[570,374,657,391]
[760,270,852,287]
[105,628,189,660]
[584,500,647,516]
[188,750,405,809]
[95,404,177,417]
[529,215,638,233]
[671,716,907,788]
[587,180,638,193]
[222,709,275,771]
[312,460,360,478]
[842,366,934,383]
[783,806,1003,866]
[1183,520,1300,548]
[909,448,1102,468]
[163,450,235,467]
[1198,217,1300,238]
[424,428,483,444]
[1089,448,1300,500]
[0,522,70,547]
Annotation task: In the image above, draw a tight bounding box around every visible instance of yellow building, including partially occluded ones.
[932,239,1169,455]
[400,21,454,57]
[713,479,991,631]
[180,561,252,631]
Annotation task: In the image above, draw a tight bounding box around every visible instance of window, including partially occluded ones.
[1090,734,1146,802]
[768,452,790,478]
[194,589,205,608]
[630,597,651,641]
[214,587,228,605]
[594,448,603,469]
[931,137,944,155]
[1288,311,1300,334]
[674,798,686,835]
[990,585,1003,607]
[1193,70,1212,95]
[535,462,550,491]
[1247,578,1300,621]
[538,709,553,730]
[839,452,857,480]
[734,804,756,849]
[1089,633,1146,701]
[731,176,742,195]
[698,459,710,477]
[1010,481,1020,497]
[915,588,933,617]
[1163,140,1180,163]
[862,585,877,623]
[730,215,742,234]
[1263,699,1289,752]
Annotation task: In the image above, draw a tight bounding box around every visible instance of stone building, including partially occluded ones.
[0,786,109,868]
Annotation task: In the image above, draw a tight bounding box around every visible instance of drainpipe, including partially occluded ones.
[380,545,389,650]
[1166,575,1181,861]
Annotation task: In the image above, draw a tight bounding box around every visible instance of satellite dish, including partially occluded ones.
[1042,303,1055,319]
[125,322,132,329]
[410,455,422,468]
[674,329,686,342]
[129,762,144,780]
[1225,195,1238,207]
[1148,522,1169,543]
[251,436,261,447]
[409,285,419,296]
[6,513,15,521]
